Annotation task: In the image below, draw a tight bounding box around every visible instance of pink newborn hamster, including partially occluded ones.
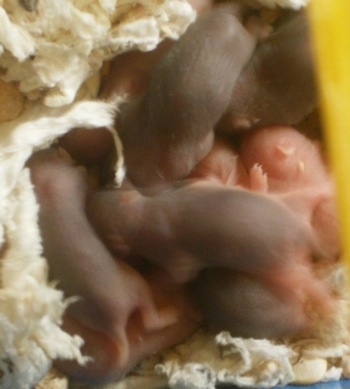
[239,125,340,259]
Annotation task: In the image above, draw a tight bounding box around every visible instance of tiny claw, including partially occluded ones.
[275,143,296,157]
[245,14,273,41]
[142,305,179,332]
[249,163,269,192]
[56,146,75,164]
[116,329,129,366]
[230,115,257,130]
[298,160,305,173]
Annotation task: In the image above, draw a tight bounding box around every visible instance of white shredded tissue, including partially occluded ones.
[0,0,196,107]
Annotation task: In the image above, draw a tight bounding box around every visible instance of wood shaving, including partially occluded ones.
[0,80,24,121]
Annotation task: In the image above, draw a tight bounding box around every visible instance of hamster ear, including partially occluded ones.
[55,146,75,164]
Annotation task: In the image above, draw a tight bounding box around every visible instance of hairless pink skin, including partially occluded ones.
[187,136,249,187]
[238,126,340,259]
[27,149,200,383]
[189,127,340,260]
[239,126,329,191]
[184,128,339,335]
